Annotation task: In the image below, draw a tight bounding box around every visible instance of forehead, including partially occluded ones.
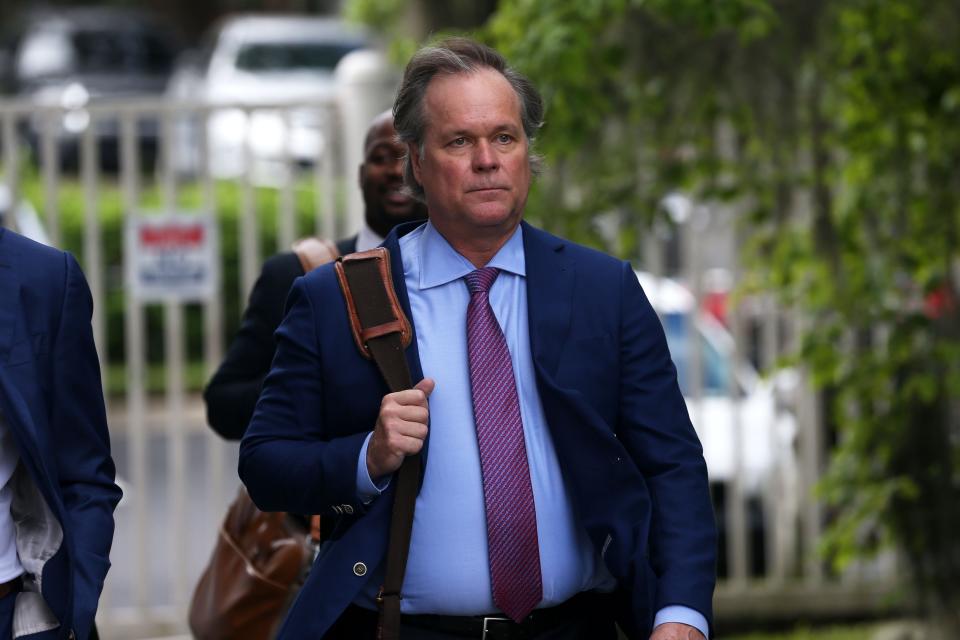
[365,119,401,153]
[422,68,522,135]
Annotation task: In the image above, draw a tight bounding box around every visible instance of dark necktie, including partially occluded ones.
[464,267,543,622]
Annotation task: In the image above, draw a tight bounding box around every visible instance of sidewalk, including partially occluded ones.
[872,621,938,640]
[105,392,208,433]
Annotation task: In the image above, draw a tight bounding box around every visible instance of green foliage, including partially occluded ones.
[105,361,209,397]
[344,0,420,64]
[484,0,785,247]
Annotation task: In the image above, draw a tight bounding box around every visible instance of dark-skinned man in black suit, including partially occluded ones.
[204,111,428,439]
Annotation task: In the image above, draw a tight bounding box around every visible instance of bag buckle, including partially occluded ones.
[481,616,511,640]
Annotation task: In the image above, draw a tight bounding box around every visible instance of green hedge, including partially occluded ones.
[19,172,346,390]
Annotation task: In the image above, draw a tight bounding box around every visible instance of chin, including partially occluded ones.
[466,204,519,228]
[382,200,422,217]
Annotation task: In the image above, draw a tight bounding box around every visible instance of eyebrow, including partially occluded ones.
[367,142,403,154]
[443,123,522,138]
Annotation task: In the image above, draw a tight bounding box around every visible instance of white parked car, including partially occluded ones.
[637,271,799,575]
[636,271,797,492]
[166,14,370,180]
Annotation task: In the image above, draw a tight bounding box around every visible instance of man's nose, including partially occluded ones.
[472,141,499,172]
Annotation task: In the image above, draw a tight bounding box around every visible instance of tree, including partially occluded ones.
[351,0,960,631]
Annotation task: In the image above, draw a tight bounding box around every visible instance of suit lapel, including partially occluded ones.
[522,222,575,378]
[383,225,424,384]
[382,225,429,465]
[0,229,19,362]
[0,231,48,487]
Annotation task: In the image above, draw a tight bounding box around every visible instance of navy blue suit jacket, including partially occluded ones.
[240,222,716,638]
[0,229,121,639]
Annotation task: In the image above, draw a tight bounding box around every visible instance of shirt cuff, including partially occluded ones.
[356,432,391,503]
[654,606,709,639]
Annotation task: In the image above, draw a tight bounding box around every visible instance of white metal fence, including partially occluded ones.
[0,95,899,638]
[0,93,353,638]
[642,206,901,623]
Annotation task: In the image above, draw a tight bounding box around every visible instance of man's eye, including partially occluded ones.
[497,134,513,144]
[450,137,467,147]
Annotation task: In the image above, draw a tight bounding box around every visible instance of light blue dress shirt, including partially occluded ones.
[353,222,708,637]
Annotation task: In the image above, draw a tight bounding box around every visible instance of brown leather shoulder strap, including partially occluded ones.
[334,248,413,386]
[334,247,417,640]
[292,236,340,273]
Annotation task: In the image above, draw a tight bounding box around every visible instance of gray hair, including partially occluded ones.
[392,37,545,202]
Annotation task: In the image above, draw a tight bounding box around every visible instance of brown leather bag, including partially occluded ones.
[188,238,340,640]
[188,488,320,640]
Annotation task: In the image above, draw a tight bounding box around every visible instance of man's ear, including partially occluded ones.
[408,143,423,184]
[358,163,365,190]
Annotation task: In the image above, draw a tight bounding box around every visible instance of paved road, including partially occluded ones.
[98,396,242,637]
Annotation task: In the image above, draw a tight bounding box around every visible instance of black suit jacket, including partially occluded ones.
[204,236,357,439]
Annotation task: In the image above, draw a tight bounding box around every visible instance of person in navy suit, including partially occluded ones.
[240,38,715,640]
[0,228,121,640]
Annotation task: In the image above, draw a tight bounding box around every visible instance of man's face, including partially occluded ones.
[410,68,530,244]
[360,118,425,237]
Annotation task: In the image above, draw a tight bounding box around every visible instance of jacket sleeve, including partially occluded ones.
[204,253,303,440]
[615,261,716,631]
[50,253,122,640]
[239,275,369,517]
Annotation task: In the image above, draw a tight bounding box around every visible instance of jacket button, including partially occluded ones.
[343,504,354,515]
[353,562,367,577]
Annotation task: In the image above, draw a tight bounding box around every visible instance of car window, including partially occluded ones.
[234,42,362,73]
[16,27,175,80]
[662,312,735,396]
[71,30,175,74]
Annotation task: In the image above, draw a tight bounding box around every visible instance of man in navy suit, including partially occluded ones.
[0,228,121,640]
[241,38,715,639]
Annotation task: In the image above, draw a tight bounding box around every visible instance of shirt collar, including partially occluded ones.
[355,223,385,252]
[418,221,525,290]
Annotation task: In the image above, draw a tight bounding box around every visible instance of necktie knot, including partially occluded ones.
[465,267,500,295]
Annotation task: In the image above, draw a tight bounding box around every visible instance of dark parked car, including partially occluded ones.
[0,8,181,171]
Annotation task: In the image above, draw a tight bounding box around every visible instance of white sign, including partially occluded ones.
[125,213,219,302]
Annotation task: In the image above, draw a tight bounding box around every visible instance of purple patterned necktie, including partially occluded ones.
[464,267,543,622]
